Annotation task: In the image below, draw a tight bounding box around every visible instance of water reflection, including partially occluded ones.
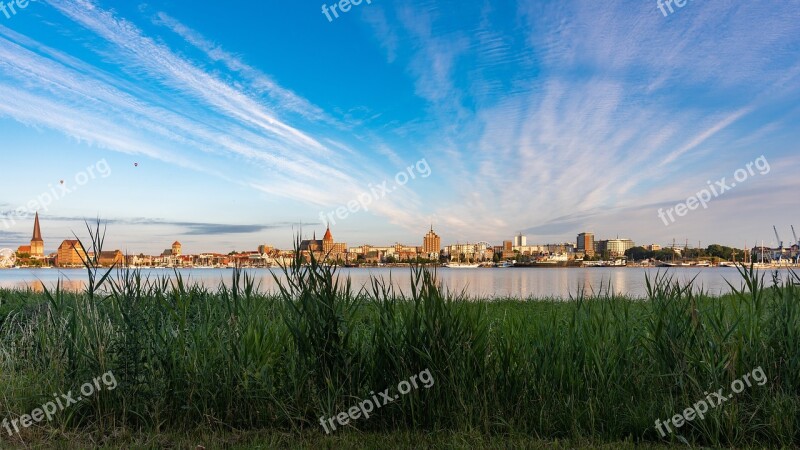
[0,267,779,298]
[23,279,85,292]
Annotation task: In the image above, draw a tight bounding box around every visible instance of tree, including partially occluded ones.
[705,244,738,261]
[625,246,653,261]
[683,247,708,259]
[654,248,677,261]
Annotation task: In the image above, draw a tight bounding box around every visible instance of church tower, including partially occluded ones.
[323,225,334,254]
[30,212,44,257]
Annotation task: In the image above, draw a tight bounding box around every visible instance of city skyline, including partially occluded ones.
[1,1,799,253]
[5,213,781,260]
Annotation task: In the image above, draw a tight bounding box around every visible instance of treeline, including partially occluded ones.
[625,244,745,261]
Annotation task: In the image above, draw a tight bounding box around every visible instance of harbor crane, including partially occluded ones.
[773,225,784,249]
[772,226,786,263]
[793,225,799,248]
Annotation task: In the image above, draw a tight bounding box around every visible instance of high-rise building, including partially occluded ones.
[513,233,527,247]
[30,212,44,257]
[423,225,441,257]
[577,232,595,256]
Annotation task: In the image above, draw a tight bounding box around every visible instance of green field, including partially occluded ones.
[1,239,799,448]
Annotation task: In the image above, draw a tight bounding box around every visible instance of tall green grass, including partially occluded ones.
[0,228,798,446]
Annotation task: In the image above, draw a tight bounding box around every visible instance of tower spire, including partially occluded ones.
[32,212,42,241]
[30,212,44,257]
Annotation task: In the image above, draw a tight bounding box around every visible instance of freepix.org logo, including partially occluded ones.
[321,0,374,23]
[657,155,770,226]
[318,158,431,226]
[1,159,112,231]
[656,0,694,17]
[1,0,30,20]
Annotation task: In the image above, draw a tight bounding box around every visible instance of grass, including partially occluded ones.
[0,224,799,448]
[0,429,688,450]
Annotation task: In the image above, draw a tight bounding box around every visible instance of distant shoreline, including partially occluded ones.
[2,264,798,270]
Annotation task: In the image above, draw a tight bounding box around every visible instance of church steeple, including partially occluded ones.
[30,212,44,257]
[32,212,42,241]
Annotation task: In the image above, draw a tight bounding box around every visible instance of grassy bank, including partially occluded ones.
[1,237,799,448]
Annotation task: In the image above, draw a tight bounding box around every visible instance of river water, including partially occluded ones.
[0,266,787,299]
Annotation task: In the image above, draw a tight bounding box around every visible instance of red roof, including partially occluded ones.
[323,226,333,241]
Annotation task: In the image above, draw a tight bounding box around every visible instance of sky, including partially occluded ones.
[0,0,798,255]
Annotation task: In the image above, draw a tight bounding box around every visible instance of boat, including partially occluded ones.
[444,263,480,268]
[657,261,691,267]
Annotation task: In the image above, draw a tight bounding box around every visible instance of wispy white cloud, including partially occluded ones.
[366,0,800,244]
[0,0,433,234]
[658,107,751,167]
[2,0,798,250]
[150,11,336,126]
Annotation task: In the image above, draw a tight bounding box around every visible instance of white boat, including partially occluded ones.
[444,263,480,268]
[658,261,691,267]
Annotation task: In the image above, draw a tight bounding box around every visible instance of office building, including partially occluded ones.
[577,232,595,256]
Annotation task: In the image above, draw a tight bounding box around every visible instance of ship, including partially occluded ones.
[444,262,481,268]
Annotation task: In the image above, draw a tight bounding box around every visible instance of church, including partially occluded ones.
[17,212,44,258]
[299,225,346,260]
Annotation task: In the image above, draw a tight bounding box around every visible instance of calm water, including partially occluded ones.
[0,266,779,298]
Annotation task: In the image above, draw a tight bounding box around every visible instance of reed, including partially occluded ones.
[0,231,798,446]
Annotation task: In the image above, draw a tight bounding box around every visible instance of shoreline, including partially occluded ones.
[2,264,799,270]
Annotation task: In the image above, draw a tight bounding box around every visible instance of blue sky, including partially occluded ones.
[0,0,798,254]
